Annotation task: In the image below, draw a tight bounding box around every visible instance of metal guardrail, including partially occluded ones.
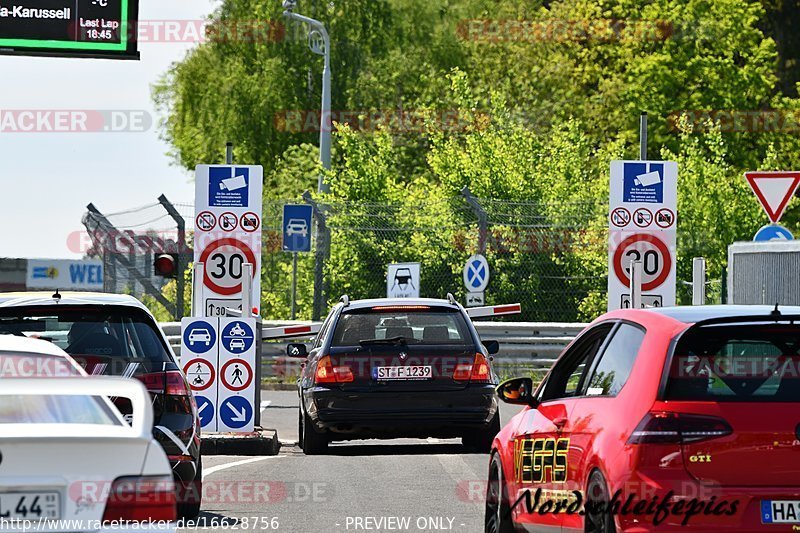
[161,321,585,379]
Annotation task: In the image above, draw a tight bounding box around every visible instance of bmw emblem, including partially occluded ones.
[399,352,408,361]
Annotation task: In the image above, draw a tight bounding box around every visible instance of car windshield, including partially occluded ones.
[0,307,171,376]
[330,307,472,347]
[665,324,800,402]
[0,393,121,425]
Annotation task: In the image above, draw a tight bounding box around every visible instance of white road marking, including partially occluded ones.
[202,456,276,480]
[260,400,272,411]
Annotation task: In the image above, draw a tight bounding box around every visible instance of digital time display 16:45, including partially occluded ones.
[0,0,139,59]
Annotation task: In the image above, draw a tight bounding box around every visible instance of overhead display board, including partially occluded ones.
[0,0,140,59]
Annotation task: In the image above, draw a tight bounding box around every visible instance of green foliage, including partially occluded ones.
[154,0,800,321]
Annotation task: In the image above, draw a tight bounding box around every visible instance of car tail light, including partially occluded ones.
[168,454,194,462]
[315,356,354,384]
[102,475,176,522]
[628,412,733,444]
[136,371,191,396]
[454,353,492,383]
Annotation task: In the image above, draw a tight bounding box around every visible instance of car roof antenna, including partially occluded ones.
[52,289,61,303]
[772,302,782,318]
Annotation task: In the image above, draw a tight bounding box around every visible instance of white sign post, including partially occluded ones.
[217,317,257,433]
[181,317,219,432]
[181,316,257,433]
[387,263,420,298]
[194,165,263,317]
[608,160,678,311]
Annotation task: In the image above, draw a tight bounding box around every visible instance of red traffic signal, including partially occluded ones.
[154,254,178,278]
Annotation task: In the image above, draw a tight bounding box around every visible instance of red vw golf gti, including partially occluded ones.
[486,306,800,532]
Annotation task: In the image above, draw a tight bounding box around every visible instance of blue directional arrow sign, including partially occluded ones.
[195,396,214,428]
[283,204,313,252]
[754,225,794,242]
[219,396,253,430]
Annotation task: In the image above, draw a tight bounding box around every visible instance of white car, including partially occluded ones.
[0,340,176,532]
[286,219,309,238]
[188,329,212,346]
[229,338,246,351]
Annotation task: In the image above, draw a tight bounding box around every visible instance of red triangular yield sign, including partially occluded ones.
[745,171,800,223]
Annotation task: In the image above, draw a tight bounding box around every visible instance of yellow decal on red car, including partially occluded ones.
[514,437,569,484]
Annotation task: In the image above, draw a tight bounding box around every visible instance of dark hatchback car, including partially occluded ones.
[291,296,501,454]
[0,292,202,518]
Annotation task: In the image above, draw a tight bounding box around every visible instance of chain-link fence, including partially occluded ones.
[252,191,612,322]
[81,196,191,320]
[84,192,725,323]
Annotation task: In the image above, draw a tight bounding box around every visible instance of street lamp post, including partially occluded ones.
[283,1,332,193]
[282,1,332,320]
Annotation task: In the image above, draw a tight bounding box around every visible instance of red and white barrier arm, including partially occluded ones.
[262,323,322,340]
[466,303,522,319]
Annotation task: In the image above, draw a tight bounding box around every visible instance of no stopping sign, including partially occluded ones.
[613,233,672,292]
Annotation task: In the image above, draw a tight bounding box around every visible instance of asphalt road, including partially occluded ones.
[184,390,523,533]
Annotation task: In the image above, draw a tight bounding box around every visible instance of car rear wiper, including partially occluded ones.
[359,336,420,346]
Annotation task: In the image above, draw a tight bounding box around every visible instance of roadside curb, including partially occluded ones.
[201,428,281,456]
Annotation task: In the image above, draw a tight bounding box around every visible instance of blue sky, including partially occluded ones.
[1,0,219,259]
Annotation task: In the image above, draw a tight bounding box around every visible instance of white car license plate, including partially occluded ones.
[373,366,432,380]
[0,492,60,520]
[762,500,800,523]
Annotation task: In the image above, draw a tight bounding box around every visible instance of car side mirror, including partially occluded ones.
[496,377,539,407]
[287,343,308,358]
[483,340,500,355]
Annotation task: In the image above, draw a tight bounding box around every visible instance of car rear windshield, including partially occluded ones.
[0,307,171,376]
[664,324,800,402]
[0,394,121,425]
[331,307,473,347]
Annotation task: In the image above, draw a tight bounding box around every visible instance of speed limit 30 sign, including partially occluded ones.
[612,233,673,292]
[194,165,263,316]
[198,238,259,295]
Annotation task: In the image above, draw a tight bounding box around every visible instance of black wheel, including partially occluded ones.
[177,458,202,520]
[300,410,328,455]
[463,412,501,453]
[485,453,514,533]
[585,470,616,533]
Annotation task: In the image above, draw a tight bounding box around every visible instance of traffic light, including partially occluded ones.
[153,254,179,278]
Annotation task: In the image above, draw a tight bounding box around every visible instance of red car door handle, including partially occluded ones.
[553,417,568,429]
